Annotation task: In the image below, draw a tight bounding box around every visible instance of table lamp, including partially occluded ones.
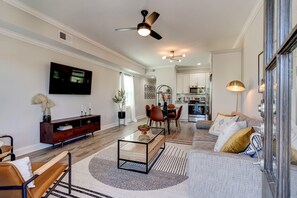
[226,80,245,112]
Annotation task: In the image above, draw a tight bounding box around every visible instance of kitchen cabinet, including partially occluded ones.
[197,73,206,87]
[190,74,199,87]
[176,74,183,93]
[183,75,190,93]
[176,74,190,93]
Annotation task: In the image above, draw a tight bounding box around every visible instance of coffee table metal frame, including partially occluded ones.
[117,127,165,174]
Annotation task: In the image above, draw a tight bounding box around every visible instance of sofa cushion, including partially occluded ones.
[196,120,213,129]
[231,112,262,127]
[8,157,35,188]
[220,127,254,153]
[209,113,239,136]
[192,141,216,151]
[214,121,246,152]
[193,129,218,143]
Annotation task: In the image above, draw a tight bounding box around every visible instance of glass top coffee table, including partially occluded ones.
[117,127,165,174]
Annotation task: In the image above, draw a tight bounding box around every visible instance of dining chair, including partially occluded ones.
[145,105,151,124]
[167,104,176,118]
[149,106,167,129]
[168,105,183,131]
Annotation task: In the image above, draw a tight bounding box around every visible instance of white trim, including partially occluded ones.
[3,0,146,70]
[14,143,51,157]
[211,48,242,55]
[0,27,128,73]
[232,0,264,48]
[136,115,146,120]
[150,65,176,69]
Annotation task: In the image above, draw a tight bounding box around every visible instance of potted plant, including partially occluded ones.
[112,89,126,119]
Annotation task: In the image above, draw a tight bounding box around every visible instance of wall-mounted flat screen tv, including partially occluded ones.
[49,62,92,95]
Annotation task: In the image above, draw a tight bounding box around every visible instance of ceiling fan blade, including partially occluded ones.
[115,27,137,32]
[145,12,160,26]
[150,30,162,40]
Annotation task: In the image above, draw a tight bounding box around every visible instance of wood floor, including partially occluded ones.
[22,119,197,164]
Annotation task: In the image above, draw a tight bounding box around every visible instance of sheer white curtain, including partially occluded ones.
[123,74,137,123]
[119,73,127,125]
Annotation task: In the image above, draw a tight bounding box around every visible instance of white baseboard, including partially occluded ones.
[14,118,147,157]
[15,143,52,157]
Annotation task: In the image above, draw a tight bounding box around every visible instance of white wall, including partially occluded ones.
[211,49,242,118]
[241,4,263,119]
[154,67,177,103]
[0,1,153,156]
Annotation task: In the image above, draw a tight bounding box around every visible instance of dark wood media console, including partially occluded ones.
[40,115,101,147]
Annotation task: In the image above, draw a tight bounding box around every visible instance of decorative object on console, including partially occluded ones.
[32,93,55,122]
[226,80,245,112]
[162,50,186,63]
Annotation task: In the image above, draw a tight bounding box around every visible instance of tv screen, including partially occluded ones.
[49,62,92,95]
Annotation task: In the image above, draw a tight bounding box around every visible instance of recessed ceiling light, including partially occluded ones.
[197,63,201,65]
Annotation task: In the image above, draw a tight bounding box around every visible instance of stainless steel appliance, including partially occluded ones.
[188,100,206,122]
[189,87,198,93]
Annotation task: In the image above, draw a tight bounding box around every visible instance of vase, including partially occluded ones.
[43,107,51,122]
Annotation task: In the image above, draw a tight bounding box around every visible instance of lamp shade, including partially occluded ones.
[226,80,245,92]
[137,23,151,36]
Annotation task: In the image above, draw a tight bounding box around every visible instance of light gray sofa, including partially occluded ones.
[188,112,263,198]
[188,112,297,198]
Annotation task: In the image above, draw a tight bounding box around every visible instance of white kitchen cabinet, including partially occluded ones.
[190,74,199,87]
[175,103,188,121]
[176,74,183,93]
[183,74,190,93]
[176,74,190,93]
[197,73,206,87]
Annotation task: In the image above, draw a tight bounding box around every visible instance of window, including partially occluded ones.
[124,75,133,107]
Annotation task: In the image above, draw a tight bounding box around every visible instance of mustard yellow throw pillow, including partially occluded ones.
[220,127,254,153]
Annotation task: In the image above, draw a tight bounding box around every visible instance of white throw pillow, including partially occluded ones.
[209,114,239,136]
[292,130,297,150]
[0,141,3,147]
[8,157,35,188]
[214,121,247,152]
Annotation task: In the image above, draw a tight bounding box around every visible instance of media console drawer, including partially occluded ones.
[40,115,101,147]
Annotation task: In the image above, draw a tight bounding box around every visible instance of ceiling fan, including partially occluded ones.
[115,10,162,40]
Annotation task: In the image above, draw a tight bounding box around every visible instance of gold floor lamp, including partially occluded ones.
[226,80,245,112]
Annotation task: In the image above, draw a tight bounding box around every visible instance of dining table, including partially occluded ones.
[148,107,177,135]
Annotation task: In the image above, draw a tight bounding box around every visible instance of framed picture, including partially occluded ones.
[258,51,264,93]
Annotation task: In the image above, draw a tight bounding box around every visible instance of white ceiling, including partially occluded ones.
[19,0,258,68]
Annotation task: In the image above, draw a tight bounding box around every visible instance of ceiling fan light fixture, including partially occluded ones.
[182,54,186,57]
[162,56,167,60]
[137,23,151,36]
[178,59,182,62]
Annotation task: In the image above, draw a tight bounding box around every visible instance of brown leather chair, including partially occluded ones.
[0,151,71,198]
[0,135,15,162]
[168,105,183,131]
[150,106,167,129]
